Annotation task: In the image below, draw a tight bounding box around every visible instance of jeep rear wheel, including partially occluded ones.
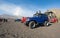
[44,21,49,27]
[29,21,36,29]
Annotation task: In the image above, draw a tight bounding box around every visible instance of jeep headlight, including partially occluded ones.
[26,18,30,21]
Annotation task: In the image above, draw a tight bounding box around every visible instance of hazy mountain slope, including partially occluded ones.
[0,14,22,19]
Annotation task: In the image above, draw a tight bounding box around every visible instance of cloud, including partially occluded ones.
[0,3,34,17]
[13,7,33,17]
[0,4,17,14]
[13,7,23,16]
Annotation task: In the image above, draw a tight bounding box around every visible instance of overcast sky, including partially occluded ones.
[0,0,60,17]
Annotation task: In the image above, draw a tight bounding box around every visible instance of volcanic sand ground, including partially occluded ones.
[0,20,60,38]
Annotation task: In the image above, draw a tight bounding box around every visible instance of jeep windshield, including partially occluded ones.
[33,14,43,17]
[33,13,38,17]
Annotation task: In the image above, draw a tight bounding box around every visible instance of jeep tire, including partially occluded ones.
[44,21,49,27]
[29,21,36,29]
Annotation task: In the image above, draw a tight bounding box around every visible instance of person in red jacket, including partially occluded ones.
[49,16,58,23]
[50,17,58,23]
[21,17,27,23]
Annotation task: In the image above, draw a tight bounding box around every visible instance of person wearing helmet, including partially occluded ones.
[38,10,42,15]
[33,11,39,16]
[33,10,42,16]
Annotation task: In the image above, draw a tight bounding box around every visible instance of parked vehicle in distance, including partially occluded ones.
[15,19,21,22]
[25,14,49,29]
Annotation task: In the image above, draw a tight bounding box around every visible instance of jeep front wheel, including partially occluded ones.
[29,21,36,29]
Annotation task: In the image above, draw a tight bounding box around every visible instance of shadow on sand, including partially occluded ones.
[35,24,52,28]
[25,23,52,29]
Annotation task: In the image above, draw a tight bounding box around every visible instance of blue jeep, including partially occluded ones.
[25,14,49,29]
